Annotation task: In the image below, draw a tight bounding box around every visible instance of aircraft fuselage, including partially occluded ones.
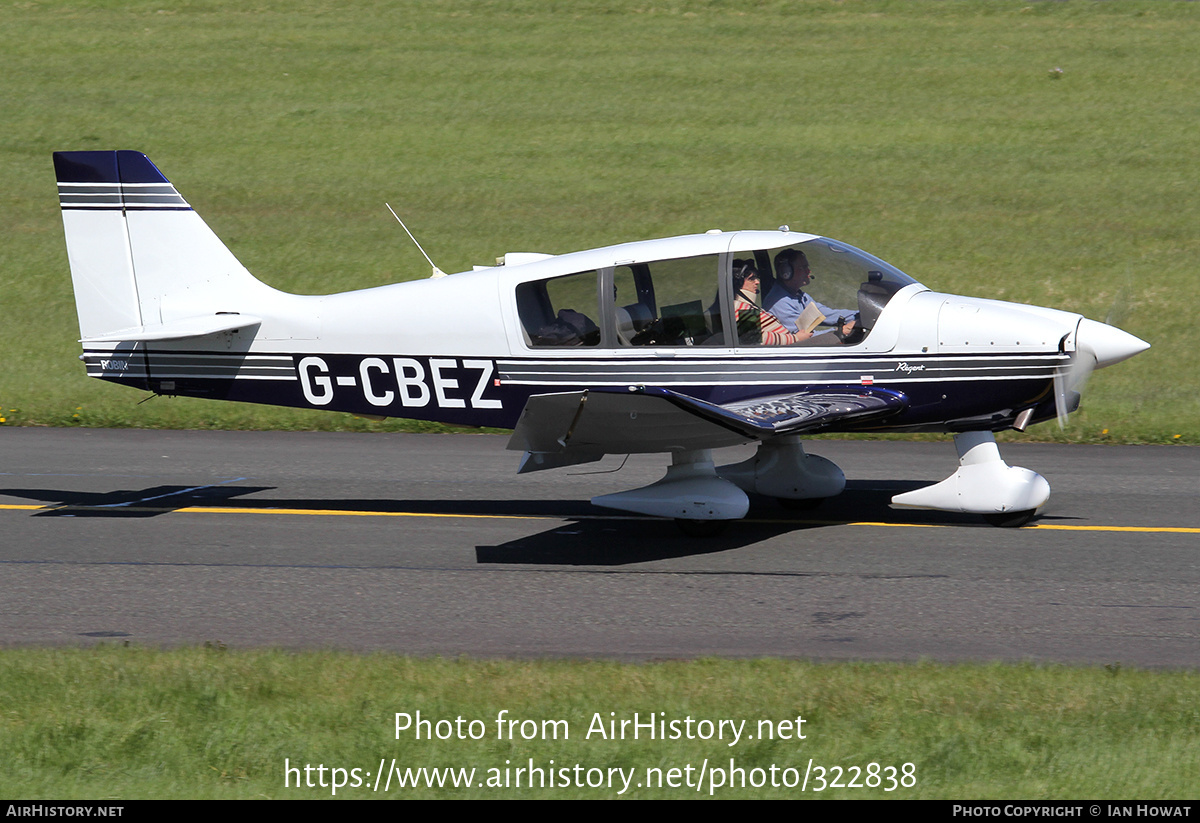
[56,151,1150,524]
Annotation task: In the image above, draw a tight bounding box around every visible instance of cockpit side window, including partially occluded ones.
[732,239,917,347]
[517,270,601,347]
[611,254,724,347]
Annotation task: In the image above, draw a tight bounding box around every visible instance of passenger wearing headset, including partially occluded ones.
[730,259,803,346]
[764,248,858,341]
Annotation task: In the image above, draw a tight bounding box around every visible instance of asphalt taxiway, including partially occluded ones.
[2,428,1196,665]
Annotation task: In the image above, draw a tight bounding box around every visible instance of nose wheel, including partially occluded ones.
[983,509,1038,528]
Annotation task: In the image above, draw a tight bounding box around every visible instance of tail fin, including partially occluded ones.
[54,150,270,342]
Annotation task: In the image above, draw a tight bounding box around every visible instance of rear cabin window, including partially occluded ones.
[613,254,723,347]
[516,270,600,347]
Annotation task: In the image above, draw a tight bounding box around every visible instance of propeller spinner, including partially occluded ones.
[1055,318,1150,428]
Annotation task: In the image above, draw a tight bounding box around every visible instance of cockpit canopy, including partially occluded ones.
[516,236,918,349]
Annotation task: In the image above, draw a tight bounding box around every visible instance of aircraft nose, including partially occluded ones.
[1075,318,1150,368]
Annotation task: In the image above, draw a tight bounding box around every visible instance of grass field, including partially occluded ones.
[2,647,1198,799]
[3,2,1198,801]
[1,0,1197,442]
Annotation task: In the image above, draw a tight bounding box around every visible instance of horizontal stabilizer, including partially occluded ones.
[81,313,262,343]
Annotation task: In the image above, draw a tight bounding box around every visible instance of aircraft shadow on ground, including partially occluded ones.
[1,485,273,517]
[0,484,601,520]
[474,480,1004,566]
[3,479,1032,566]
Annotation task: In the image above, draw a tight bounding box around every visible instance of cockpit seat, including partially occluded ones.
[616,302,654,345]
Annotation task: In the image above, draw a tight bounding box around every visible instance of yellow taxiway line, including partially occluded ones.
[3,502,1198,533]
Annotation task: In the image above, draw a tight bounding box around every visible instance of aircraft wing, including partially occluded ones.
[508,385,907,472]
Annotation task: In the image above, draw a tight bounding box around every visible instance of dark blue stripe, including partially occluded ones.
[53,151,119,184]
[115,151,171,184]
[52,150,170,185]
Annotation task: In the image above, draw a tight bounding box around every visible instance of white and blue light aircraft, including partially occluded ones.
[54,150,1149,532]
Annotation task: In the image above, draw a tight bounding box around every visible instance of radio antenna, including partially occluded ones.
[385,203,446,279]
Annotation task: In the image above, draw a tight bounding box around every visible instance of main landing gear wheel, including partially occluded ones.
[675,519,730,538]
[982,509,1037,528]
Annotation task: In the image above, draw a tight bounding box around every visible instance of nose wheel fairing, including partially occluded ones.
[890,431,1049,518]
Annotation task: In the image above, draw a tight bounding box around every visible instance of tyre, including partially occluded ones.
[982,509,1037,528]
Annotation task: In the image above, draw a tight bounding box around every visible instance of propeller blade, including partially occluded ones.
[1054,345,1097,429]
[1053,368,1069,429]
[1068,346,1096,397]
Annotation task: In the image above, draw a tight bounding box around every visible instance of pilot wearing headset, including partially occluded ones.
[764,248,858,340]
